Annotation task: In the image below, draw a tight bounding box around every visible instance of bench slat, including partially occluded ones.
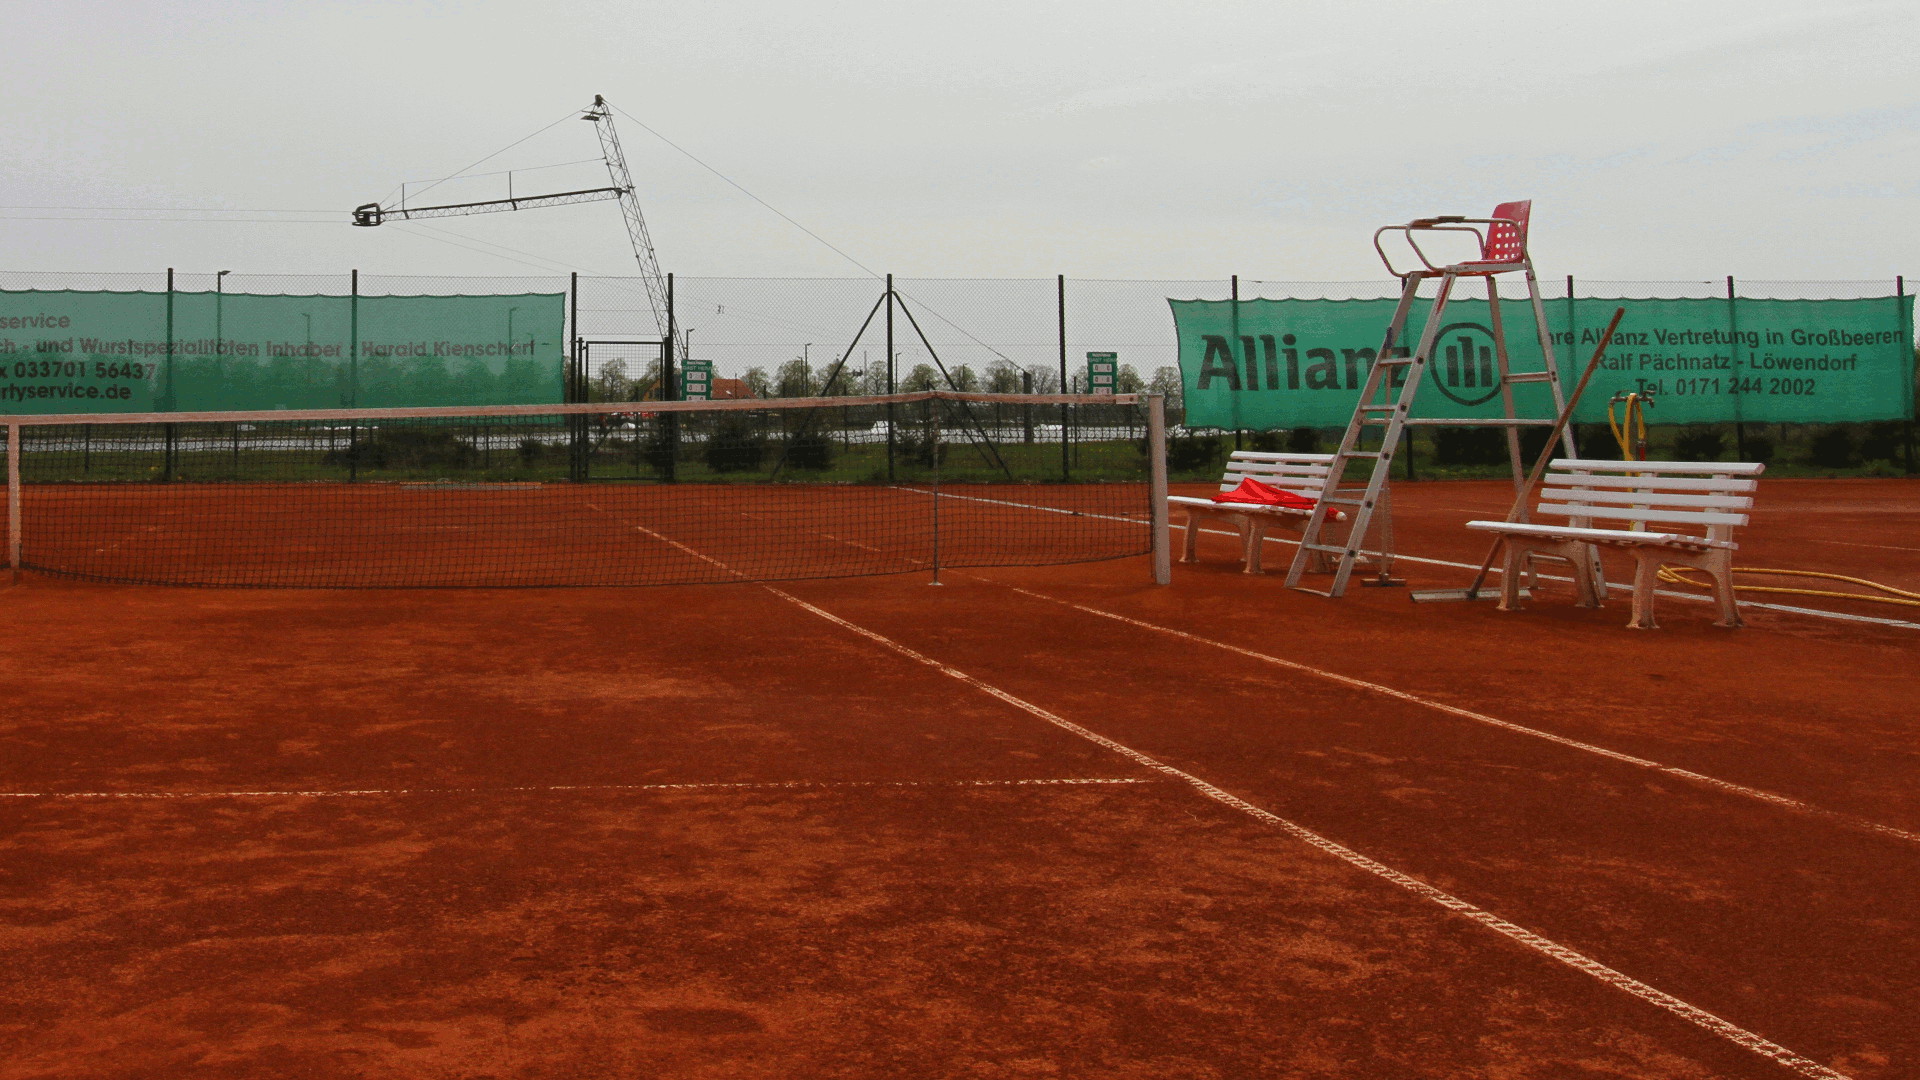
[1551,458,1765,475]
[1535,501,1749,527]
[1542,472,1759,494]
[1227,452,1337,464]
[1467,520,1730,549]
[1536,488,1754,510]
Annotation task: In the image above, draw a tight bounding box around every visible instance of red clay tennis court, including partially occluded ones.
[3,476,1918,1079]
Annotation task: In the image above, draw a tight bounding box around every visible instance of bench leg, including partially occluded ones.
[1569,545,1603,609]
[1628,553,1662,629]
[1703,552,1743,628]
[1495,543,1527,612]
[1243,522,1266,574]
[1181,514,1201,564]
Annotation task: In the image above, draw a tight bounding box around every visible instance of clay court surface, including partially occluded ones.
[2,478,1917,1079]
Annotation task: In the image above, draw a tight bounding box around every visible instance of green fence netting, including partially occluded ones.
[0,290,565,413]
[1173,295,1916,429]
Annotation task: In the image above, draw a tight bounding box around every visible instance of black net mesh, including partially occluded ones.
[7,394,1154,588]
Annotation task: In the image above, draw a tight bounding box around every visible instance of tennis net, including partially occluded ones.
[3,392,1167,588]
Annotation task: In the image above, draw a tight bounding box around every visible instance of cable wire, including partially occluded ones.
[608,101,877,278]
[389,106,586,210]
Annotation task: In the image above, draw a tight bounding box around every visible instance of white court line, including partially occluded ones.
[589,501,1851,1080]
[0,777,1150,801]
[984,580,1920,850]
[919,487,1920,630]
[769,585,1852,1080]
[1803,537,1920,554]
[1227,522,1920,631]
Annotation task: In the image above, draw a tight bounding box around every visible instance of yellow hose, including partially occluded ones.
[1607,393,1650,464]
[1656,566,1920,608]
[1610,403,1919,610]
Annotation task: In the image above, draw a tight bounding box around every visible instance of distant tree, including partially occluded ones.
[775,357,814,397]
[985,360,1023,394]
[742,367,773,398]
[1023,365,1060,393]
[950,364,979,392]
[592,358,630,402]
[901,363,940,392]
[1116,364,1144,394]
[1148,366,1182,407]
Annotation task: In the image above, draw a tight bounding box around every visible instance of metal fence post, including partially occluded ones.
[1901,275,1914,475]
[349,269,359,407]
[1728,275,1746,461]
[7,421,19,584]
[1148,393,1170,585]
[1058,274,1069,481]
[930,395,942,585]
[163,268,176,481]
[1231,275,1242,452]
[665,272,678,483]
[886,274,896,483]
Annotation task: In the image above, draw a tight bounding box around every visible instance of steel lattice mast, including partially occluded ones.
[580,95,672,340]
[352,95,675,342]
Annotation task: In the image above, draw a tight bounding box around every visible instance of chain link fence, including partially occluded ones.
[5,270,1911,475]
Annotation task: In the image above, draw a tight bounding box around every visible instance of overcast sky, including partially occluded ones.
[3,0,1915,283]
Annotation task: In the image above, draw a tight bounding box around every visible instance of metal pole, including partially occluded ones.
[163,268,175,481]
[1900,275,1914,475]
[1728,275,1745,461]
[1231,275,1242,452]
[665,272,678,483]
[348,269,359,481]
[1147,393,1170,585]
[930,397,942,585]
[569,271,584,480]
[349,269,359,407]
[886,274,895,482]
[1058,273,1069,481]
[7,422,20,584]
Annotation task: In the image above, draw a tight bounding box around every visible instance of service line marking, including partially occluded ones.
[768,583,1852,1080]
[586,503,1852,1079]
[984,578,1920,850]
[0,777,1150,801]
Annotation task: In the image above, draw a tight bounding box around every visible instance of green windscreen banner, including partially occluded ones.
[0,290,566,414]
[1172,295,1916,429]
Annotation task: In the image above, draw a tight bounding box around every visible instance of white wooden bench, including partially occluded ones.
[1465,459,1765,629]
[1166,451,1341,574]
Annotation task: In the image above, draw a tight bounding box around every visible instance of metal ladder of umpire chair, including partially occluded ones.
[1284,200,1583,597]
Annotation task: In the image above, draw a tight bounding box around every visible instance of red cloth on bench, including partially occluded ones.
[1209,477,1316,509]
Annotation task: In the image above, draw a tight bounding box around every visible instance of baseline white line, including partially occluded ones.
[765,585,1851,1080]
[590,498,1854,1077]
[986,579,1920,849]
[1,778,1150,801]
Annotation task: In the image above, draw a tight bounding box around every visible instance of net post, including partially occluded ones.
[1147,392,1170,585]
[7,421,20,584]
